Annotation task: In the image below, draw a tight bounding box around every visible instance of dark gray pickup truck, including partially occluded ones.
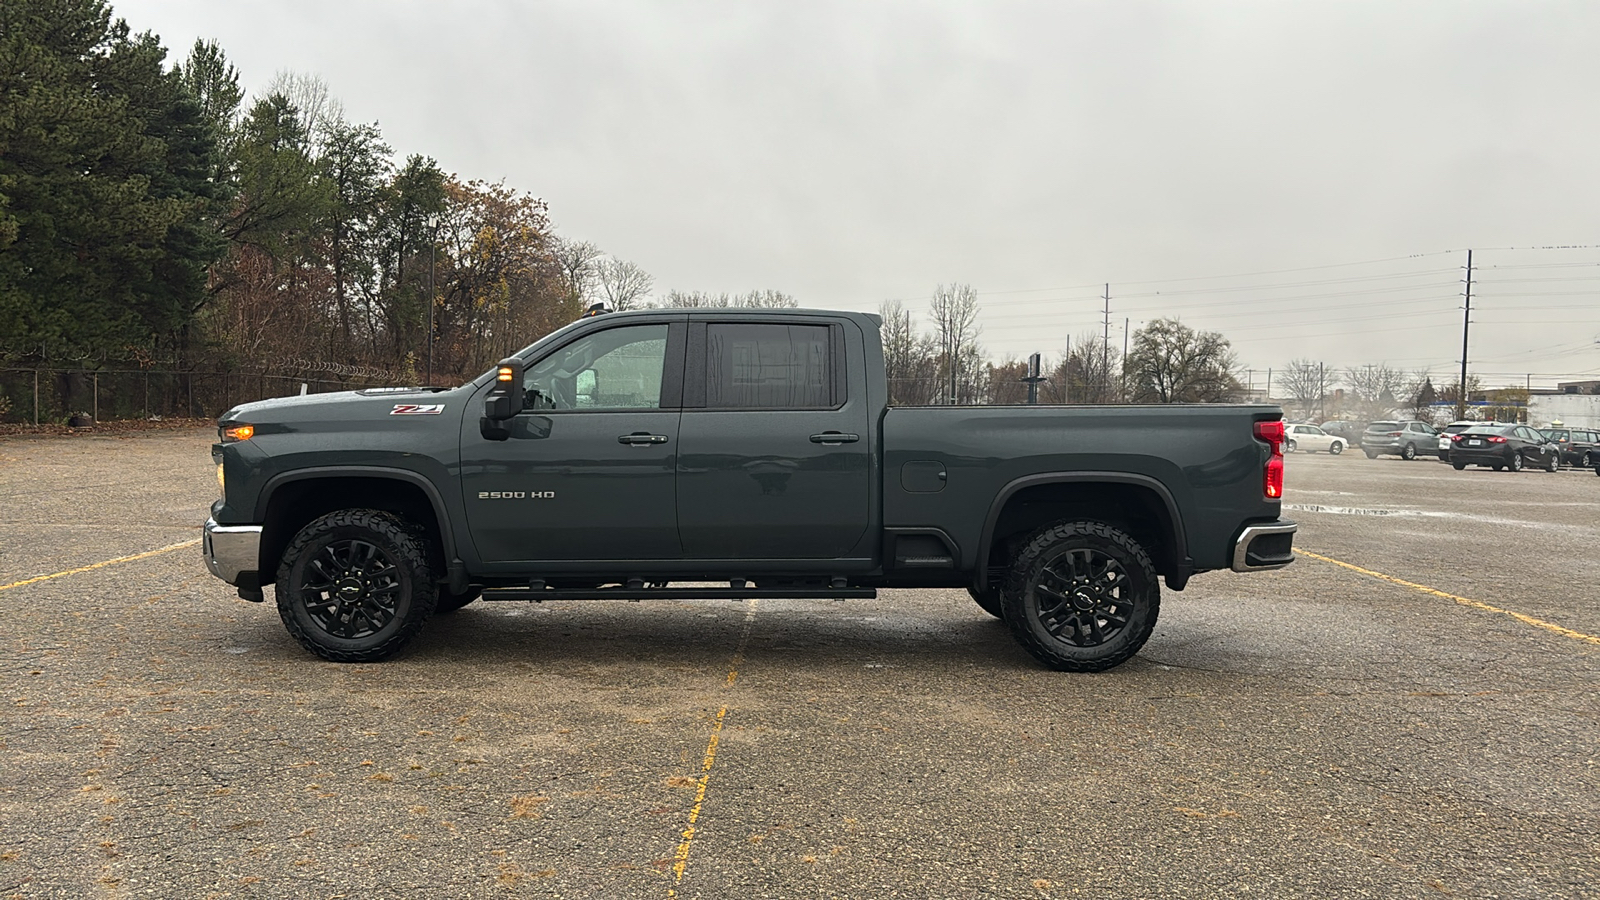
[205,308,1296,672]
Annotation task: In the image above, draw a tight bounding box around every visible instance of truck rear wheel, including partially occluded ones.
[967,585,1004,619]
[276,509,437,662]
[1000,521,1159,673]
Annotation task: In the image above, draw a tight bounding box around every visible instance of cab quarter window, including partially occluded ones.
[523,324,668,411]
[706,324,832,409]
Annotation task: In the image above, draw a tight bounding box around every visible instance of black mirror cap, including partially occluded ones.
[484,357,523,421]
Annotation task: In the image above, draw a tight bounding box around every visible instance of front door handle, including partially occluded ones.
[810,431,860,444]
[618,432,669,445]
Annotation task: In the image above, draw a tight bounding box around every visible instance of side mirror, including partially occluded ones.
[481,357,523,441]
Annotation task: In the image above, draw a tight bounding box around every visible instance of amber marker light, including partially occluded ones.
[496,366,515,382]
[222,424,255,443]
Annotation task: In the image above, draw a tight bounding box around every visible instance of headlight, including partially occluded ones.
[221,423,254,443]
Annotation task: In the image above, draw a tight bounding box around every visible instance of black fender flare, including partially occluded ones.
[255,466,458,563]
[975,471,1190,593]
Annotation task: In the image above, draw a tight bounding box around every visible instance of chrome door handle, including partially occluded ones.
[618,432,669,445]
[810,432,859,444]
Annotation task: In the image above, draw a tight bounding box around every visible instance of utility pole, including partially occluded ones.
[1098,285,1112,403]
[427,216,438,386]
[1265,367,1272,400]
[1457,249,1474,421]
[1318,362,1325,421]
[1122,317,1129,402]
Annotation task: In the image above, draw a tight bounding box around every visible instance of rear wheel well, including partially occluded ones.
[259,478,445,585]
[983,482,1180,586]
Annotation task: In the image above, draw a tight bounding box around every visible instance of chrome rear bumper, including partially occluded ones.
[203,517,262,585]
[1231,521,1297,572]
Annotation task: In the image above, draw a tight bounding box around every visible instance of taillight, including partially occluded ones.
[1254,420,1285,500]
[1450,434,1464,442]
[1487,436,1507,443]
[1388,431,1402,437]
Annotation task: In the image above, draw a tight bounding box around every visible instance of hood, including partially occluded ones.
[217,385,468,429]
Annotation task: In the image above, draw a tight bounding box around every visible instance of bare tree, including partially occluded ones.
[1125,318,1240,403]
[929,283,980,405]
[1051,330,1119,404]
[596,257,653,310]
[1279,359,1331,421]
[732,289,798,308]
[266,71,344,152]
[1342,363,1407,422]
[878,299,942,405]
[551,238,604,307]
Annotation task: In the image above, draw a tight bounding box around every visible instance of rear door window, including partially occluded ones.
[704,323,835,409]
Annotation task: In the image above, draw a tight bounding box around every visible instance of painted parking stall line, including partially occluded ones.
[1294,548,1600,647]
[669,599,759,895]
[0,538,202,594]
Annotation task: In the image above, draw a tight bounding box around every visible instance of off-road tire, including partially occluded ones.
[967,585,1005,619]
[276,509,437,662]
[1508,452,1523,473]
[1000,521,1160,673]
[434,588,482,615]
[1401,443,1417,460]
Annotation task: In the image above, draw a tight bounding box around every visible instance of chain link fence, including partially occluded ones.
[0,367,399,426]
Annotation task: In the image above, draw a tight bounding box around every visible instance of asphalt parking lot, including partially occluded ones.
[2,430,1596,899]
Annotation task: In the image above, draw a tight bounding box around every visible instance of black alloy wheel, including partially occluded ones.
[1001,521,1159,673]
[277,509,437,662]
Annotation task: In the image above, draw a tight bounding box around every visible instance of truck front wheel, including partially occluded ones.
[276,509,438,662]
[1000,521,1160,673]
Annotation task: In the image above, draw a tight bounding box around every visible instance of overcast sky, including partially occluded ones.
[119,0,1600,388]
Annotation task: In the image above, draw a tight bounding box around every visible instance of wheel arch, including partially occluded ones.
[255,467,455,586]
[976,473,1190,594]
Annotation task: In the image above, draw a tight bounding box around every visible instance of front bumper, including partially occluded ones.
[203,517,262,585]
[1231,520,1297,572]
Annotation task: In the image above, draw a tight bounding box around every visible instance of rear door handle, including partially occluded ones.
[618,432,669,445]
[810,432,860,444]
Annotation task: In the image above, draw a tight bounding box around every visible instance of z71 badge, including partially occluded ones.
[390,404,445,415]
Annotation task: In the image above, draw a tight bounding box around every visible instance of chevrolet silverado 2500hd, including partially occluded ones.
[204,308,1296,672]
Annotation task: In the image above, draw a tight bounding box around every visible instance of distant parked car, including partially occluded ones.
[1538,427,1600,468]
[1284,423,1347,454]
[1320,420,1366,448]
[1447,423,1560,472]
[1363,420,1439,460]
[1435,421,1478,460]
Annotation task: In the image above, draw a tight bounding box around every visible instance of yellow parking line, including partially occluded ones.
[669,600,758,895]
[1294,548,1600,647]
[0,538,201,594]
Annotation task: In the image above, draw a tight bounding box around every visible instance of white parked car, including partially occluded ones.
[1285,423,1347,454]
[1436,421,1478,459]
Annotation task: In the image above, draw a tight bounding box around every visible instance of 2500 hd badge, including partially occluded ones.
[477,491,556,499]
